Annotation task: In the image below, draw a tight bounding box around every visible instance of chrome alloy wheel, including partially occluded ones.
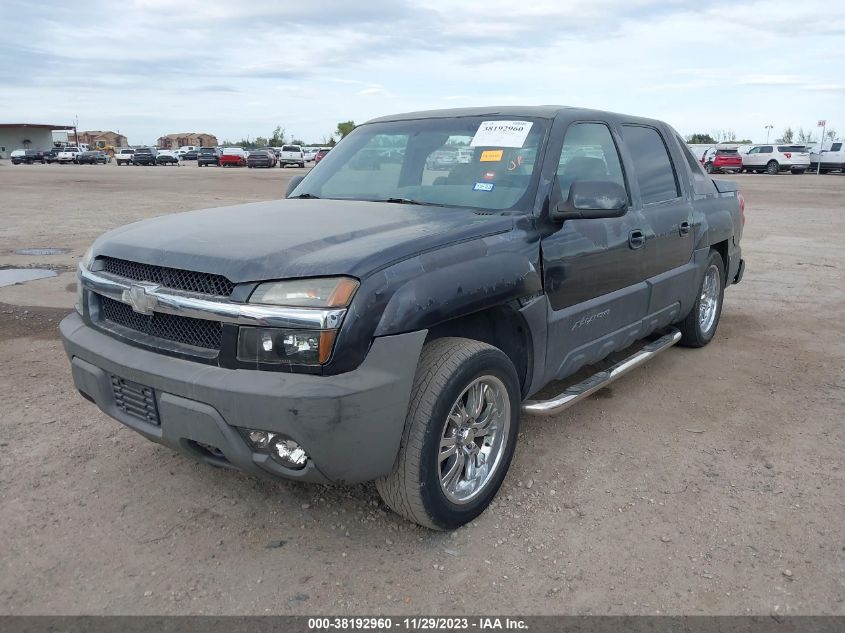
[698,264,721,335]
[438,375,510,505]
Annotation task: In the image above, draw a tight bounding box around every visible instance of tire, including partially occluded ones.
[299,162,305,168]
[677,250,725,348]
[766,160,779,175]
[705,162,714,174]
[376,338,521,530]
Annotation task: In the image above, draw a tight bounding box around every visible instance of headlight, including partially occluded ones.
[249,277,359,308]
[238,327,337,365]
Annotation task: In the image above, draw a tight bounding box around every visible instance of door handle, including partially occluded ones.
[679,221,691,236]
[628,229,645,249]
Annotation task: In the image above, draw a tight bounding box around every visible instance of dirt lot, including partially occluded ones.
[0,163,843,615]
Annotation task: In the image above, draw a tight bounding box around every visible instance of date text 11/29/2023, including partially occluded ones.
[307,616,528,630]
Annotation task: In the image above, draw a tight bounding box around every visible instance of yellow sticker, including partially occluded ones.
[479,149,503,162]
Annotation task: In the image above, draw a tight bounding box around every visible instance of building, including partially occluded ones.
[156,132,218,149]
[0,123,74,159]
[71,130,128,150]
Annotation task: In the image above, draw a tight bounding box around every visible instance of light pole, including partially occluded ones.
[764,125,773,143]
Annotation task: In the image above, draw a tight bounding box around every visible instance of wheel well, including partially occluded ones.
[711,239,729,273]
[425,306,531,396]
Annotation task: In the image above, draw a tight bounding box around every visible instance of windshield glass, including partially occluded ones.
[292,116,549,210]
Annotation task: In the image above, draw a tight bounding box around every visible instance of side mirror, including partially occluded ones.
[285,175,305,198]
[551,180,628,221]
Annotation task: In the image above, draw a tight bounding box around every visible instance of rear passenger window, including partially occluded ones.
[831,143,842,152]
[622,125,680,204]
[556,122,626,201]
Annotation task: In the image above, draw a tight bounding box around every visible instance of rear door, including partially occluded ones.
[618,124,694,308]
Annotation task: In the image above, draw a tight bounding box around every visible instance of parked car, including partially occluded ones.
[156,150,180,166]
[11,149,46,164]
[314,147,331,163]
[63,106,745,530]
[702,148,742,174]
[220,147,247,167]
[178,146,197,157]
[810,141,845,173]
[247,150,277,168]
[197,147,221,167]
[57,146,83,164]
[132,147,158,166]
[426,148,459,170]
[115,148,135,166]
[278,144,305,168]
[741,144,809,174]
[43,148,63,163]
[303,147,319,161]
[181,149,199,161]
[77,151,110,164]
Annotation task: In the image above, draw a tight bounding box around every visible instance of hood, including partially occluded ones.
[92,199,515,282]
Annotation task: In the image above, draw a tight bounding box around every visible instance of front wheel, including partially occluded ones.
[677,250,725,348]
[376,338,520,530]
[704,162,714,174]
[766,160,779,175]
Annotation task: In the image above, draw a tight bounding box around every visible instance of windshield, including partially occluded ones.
[292,116,549,210]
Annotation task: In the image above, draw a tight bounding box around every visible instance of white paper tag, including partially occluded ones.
[471,120,533,148]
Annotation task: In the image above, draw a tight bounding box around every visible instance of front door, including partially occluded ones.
[540,120,650,381]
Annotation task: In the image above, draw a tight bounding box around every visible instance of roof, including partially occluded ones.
[365,105,660,126]
[0,123,75,130]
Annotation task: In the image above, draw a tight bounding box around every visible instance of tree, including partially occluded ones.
[253,136,268,148]
[782,127,794,143]
[336,121,356,139]
[826,128,837,141]
[291,138,305,146]
[736,139,753,144]
[796,127,815,144]
[270,126,286,146]
[687,133,716,144]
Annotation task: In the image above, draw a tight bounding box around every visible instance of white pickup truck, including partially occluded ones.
[115,148,135,166]
[57,146,83,164]
[278,144,305,168]
[810,141,845,173]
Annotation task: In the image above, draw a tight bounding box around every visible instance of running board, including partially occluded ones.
[521,328,682,416]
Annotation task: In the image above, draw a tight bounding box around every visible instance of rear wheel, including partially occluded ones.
[677,250,725,348]
[766,160,779,175]
[376,338,520,530]
[704,162,714,174]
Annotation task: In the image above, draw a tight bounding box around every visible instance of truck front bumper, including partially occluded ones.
[60,313,426,484]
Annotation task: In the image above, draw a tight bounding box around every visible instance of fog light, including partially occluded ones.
[240,428,308,470]
[272,437,308,470]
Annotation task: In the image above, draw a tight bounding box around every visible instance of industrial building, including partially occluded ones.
[0,123,74,159]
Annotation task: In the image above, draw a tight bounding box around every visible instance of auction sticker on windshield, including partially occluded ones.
[471,120,533,148]
[479,149,503,162]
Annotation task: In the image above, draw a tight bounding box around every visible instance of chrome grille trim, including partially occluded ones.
[80,266,346,330]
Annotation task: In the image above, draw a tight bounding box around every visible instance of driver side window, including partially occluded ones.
[557,122,626,201]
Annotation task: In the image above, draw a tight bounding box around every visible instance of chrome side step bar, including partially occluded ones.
[521,328,682,416]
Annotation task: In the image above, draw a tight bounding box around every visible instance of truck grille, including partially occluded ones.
[100,296,222,351]
[100,257,235,297]
[111,375,160,425]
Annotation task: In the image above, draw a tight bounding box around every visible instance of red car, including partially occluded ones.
[701,148,742,174]
[314,148,331,163]
[219,147,247,167]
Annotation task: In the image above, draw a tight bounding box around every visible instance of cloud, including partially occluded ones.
[0,0,842,143]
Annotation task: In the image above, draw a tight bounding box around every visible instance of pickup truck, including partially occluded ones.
[61,106,745,530]
[115,148,135,166]
[57,146,82,163]
[810,141,844,173]
[278,144,306,168]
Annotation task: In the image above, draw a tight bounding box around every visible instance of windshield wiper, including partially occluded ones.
[290,193,320,199]
[371,197,448,207]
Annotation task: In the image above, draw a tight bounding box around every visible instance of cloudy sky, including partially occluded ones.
[1,0,843,145]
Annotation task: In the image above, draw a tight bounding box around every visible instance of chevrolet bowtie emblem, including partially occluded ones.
[122,283,159,315]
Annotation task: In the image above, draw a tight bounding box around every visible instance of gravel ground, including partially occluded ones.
[0,163,843,615]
